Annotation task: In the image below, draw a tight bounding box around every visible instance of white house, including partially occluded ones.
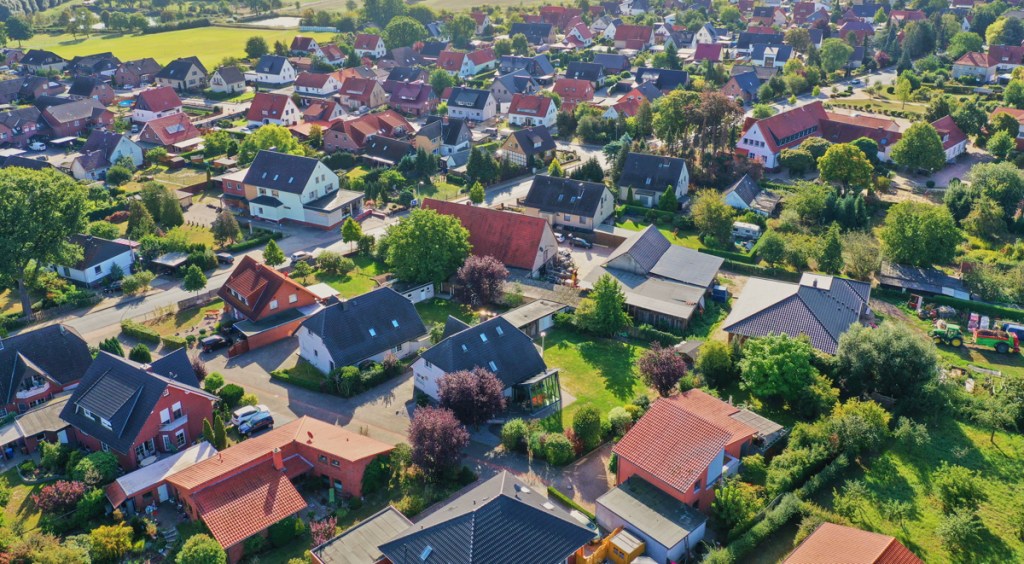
[254,55,297,85]
[446,87,497,123]
[354,34,387,59]
[243,150,364,229]
[71,130,144,180]
[55,234,135,287]
[294,72,343,99]
[208,66,246,94]
[691,23,723,48]
[723,174,780,216]
[246,92,301,127]
[296,287,428,375]
[616,152,689,208]
[507,93,557,128]
[131,87,183,123]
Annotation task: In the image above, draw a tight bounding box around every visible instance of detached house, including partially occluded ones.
[614,24,655,50]
[723,174,780,216]
[509,22,556,45]
[362,135,415,167]
[617,153,689,208]
[470,11,491,34]
[932,115,968,162]
[209,66,246,94]
[0,107,42,147]
[138,113,201,149]
[389,81,436,116]
[71,130,143,180]
[953,52,998,82]
[60,350,217,471]
[507,93,557,128]
[565,61,605,87]
[499,125,557,167]
[354,34,387,59]
[67,52,120,78]
[113,58,161,88]
[21,49,65,73]
[749,44,793,68]
[490,71,541,108]
[41,99,113,138]
[552,78,594,111]
[54,233,136,284]
[523,175,615,231]
[298,287,428,375]
[242,150,363,229]
[338,77,387,111]
[787,523,923,564]
[383,67,428,94]
[436,48,497,79]
[67,76,115,106]
[254,55,297,86]
[132,87,183,123]
[246,92,300,127]
[294,72,342,100]
[0,324,92,418]
[290,35,320,56]
[416,114,471,156]
[635,66,689,92]
[446,87,496,123]
[155,57,207,91]
[323,111,414,152]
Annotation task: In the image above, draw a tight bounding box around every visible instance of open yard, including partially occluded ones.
[315,256,382,298]
[165,224,215,248]
[142,299,224,337]
[20,27,336,68]
[2,468,43,533]
[414,298,475,327]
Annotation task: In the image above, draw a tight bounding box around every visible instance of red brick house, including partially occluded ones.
[138,113,201,149]
[166,416,393,562]
[388,81,437,116]
[0,107,43,147]
[324,111,414,152]
[41,99,113,139]
[338,77,387,110]
[68,76,116,106]
[59,350,217,471]
[0,324,92,418]
[552,78,594,112]
[613,25,655,50]
[114,58,162,88]
[216,256,322,352]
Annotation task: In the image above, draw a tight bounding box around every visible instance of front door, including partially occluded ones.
[57,430,68,444]
[157,484,170,503]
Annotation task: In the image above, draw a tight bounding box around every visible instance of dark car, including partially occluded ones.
[239,411,274,436]
[201,335,231,353]
[570,237,593,249]
[216,252,235,265]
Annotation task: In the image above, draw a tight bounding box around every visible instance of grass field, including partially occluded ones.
[20,27,336,68]
[166,224,215,247]
[3,468,43,533]
[143,299,224,336]
[415,298,475,327]
[315,255,382,298]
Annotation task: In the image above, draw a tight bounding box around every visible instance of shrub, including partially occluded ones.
[608,407,632,436]
[71,452,119,486]
[218,383,245,408]
[32,480,86,514]
[740,454,768,486]
[544,433,576,465]
[243,535,267,554]
[120,320,160,343]
[268,516,303,547]
[937,509,983,556]
[933,463,985,512]
[128,343,152,363]
[161,335,186,350]
[203,372,225,392]
[176,534,226,564]
[572,405,603,451]
[239,393,258,407]
[394,493,427,516]
[546,485,596,520]
[500,418,529,452]
[361,453,392,495]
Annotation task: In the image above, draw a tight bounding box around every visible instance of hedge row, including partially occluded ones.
[269,369,321,392]
[635,323,682,347]
[720,260,803,282]
[546,486,596,521]
[699,247,756,265]
[725,493,802,560]
[873,288,1024,323]
[88,202,128,222]
[142,18,212,34]
[225,230,284,252]
[121,320,160,344]
[161,335,187,350]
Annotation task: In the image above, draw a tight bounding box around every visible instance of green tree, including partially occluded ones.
[987,16,1024,45]
[691,189,734,247]
[891,122,947,173]
[850,137,880,168]
[879,201,961,266]
[694,339,736,389]
[895,75,913,108]
[262,238,286,267]
[739,333,818,402]
[428,67,456,95]
[801,137,832,162]
[129,343,151,363]
[968,162,1024,218]
[105,165,132,187]
[245,36,269,59]
[89,524,132,562]
[183,264,207,294]
[820,38,854,74]
[213,414,227,450]
[988,130,1015,161]
[6,15,32,47]
[712,480,761,532]
[203,372,225,393]
[948,31,983,59]
[933,463,985,512]
[0,168,87,317]
[384,16,427,49]
[634,100,654,138]
[818,144,872,192]
[211,210,241,246]
[953,99,987,136]
[572,405,602,451]
[547,158,564,177]
[779,148,814,176]
[937,510,983,557]
[99,337,124,357]
[511,33,530,55]
[202,418,215,445]
[449,13,475,48]
[378,208,471,285]
[974,394,1016,444]
[842,231,880,280]
[574,273,632,336]
[756,230,786,266]
[177,534,226,564]
[468,181,485,204]
[341,216,363,250]
[1005,80,1024,109]
[88,221,121,240]
[784,28,811,52]
[238,125,304,165]
[818,222,844,274]
[658,186,679,212]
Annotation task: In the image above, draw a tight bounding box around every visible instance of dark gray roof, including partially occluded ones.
[147,348,201,388]
[447,87,492,110]
[43,98,105,124]
[380,472,595,564]
[69,52,119,74]
[81,129,127,160]
[442,315,470,338]
[243,150,321,194]
[214,66,245,84]
[729,71,761,96]
[420,41,449,58]
[300,287,426,368]
[363,135,415,165]
[74,150,107,173]
[724,174,761,205]
[618,153,686,191]
[0,107,40,133]
[250,195,283,207]
[312,506,412,564]
[498,55,555,77]
[69,233,133,269]
[0,155,51,170]
[509,23,554,45]
[735,32,784,49]
[565,62,604,82]
[751,44,793,63]
[524,175,608,218]
[850,3,887,17]
[596,476,706,549]
[59,352,211,454]
[0,324,91,405]
[605,225,722,288]
[420,317,546,389]
[493,71,539,96]
[156,57,206,80]
[635,67,688,91]
[255,55,290,75]
[424,115,469,146]
[21,49,64,66]
[593,53,631,73]
[509,125,556,157]
[752,6,774,17]
[68,76,106,97]
[877,262,967,295]
[730,65,777,80]
[386,66,424,84]
[606,225,671,273]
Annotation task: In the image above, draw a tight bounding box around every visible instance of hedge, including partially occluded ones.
[725,493,802,560]
[547,486,596,521]
[873,288,1024,323]
[635,324,682,346]
[121,320,160,344]
[699,247,756,264]
[720,260,803,282]
[270,369,323,393]
[161,335,187,350]
[88,202,128,222]
[225,230,284,252]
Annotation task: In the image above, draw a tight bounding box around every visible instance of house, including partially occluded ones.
[0,78,22,105]
[446,87,497,123]
[294,72,342,100]
[618,153,689,208]
[209,66,246,94]
[838,20,875,44]
[155,57,207,91]
[749,6,787,26]
[509,22,556,45]
[132,87,183,123]
[54,233,135,285]
[105,442,217,516]
[693,43,723,63]
[734,32,785,54]
[563,22,594,48]
[582,226,724,331]
[254,55,297,86]
[522,175,615,231]
[354,33,387,58]
[604,85,658,119]
[463,49,498,77]
[0,107,42,147]
[842,3,887,24]
[167,417,393,562]
[507,93,557,128]
[691,23,725,47]
[412,316,562,415]
[389,81,436,116]
[423,198,559,276]
[989,44,1024,71]
[70,130,143,180]
[59,350,216,471]
[498,54,556,79]
[242,150,363,229]
[67,52,120,77]
[723,174,780,216]
[217,255,324,351]
[877,261,970,300]
[383,67,428,94]
[490,71,540,108]
[593,52,631,74]
[67,76,115,106]
[298,99,344,127]
[635,67,689,92]
[338,77,387,111]
[319,43,346,66]
[565,61,605,87]
[41,99,113,138]
[323,111,414,152]
[290,35,320,56]
[138,113,201,149]
[749,44,793,68]
[20,49,65,73]
[0,324,92,418]
[376,472,594,564]
[890,9,926,25]
[786,523,922,564]
[990,106,1024,149]
[416,114,471,156]
[954,52,997,82]
[362,135,415,167]
[470,10,491,34]
[722,273,873,354]
[113,58,161,88]
[614,24,655,50]
[246,92,301,127]
[932,115,968,162]
[18,77,64,102]
[297,287,428,375]
[499,125,557,167]
[552,78,594,111]
[0,154,52,170]
[723,71,761,103]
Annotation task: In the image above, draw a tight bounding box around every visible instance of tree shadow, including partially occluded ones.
[577,339,642,401]
[957,520,1016,563]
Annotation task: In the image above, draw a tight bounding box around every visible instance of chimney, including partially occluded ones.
[272,447,283,470]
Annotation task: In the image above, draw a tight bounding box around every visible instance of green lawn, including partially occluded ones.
[346,166,372,180]
[143,299,224,337]
[417,181,463,202]
[315,256,382,298]
[3,468,43,533]
[819,419,1024,562]
[166,224,215,248]
[616,220,756,259]
[832,98,926,116]
[415,298,475,327]
[21,27,336,68]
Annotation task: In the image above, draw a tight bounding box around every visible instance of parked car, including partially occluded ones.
[230,404,270,427]
[200,334,231,353]
[290,251,314,265]
[216,252,235,265]
[28,141,45,151]
[570,237,592,248]
[239,411,274,436]
[555,233,565,243]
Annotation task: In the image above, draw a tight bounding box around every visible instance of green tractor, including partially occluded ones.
[930,321,964,347]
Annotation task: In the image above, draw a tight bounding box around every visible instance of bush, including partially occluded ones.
[361,453,392,495]
[120,320,160,343]
[161,335,187,350]
[71,451,119,486]
[500,418,529,452]
[267,516,304,547]
[394,493,427,516]
[545,433,576,465]
[177,534,226,564]
[635,324,680,346]
[218,383,245,408]
[243,535,267,555]
[740,454,768,486]
[608,407,632,436]
[128,343,152,363]
[933,463,985,512]
[203,372,225,392]
[572,405,603,451]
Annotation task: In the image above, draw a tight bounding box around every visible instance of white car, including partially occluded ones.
[28,141,45,151]
[290,251,314,265]
[230,404,270,427]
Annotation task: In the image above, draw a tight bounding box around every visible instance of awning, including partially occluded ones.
[50,136,78,145]
[153,252,189,268]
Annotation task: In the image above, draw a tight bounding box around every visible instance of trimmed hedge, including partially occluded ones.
[699,247,756,264]
[120,320,160,344]
[873,288,1024,323]
[225,230,284,252]
[161,335,187,350]
[547,486,596,521]
[720,260,803,282]
[270,369,322,392]
[635,324,682,346]
[725,493,802,560]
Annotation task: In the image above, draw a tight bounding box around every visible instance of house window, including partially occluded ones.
[331,459,340,467]
[480,334,488,343]
[269,299,279,310]
[160,408,171,424]
[101,442,109,452]
[369,328,377,337]
[176,429,186,447]
[488,361,497,371]
[163,435,172,450]
[391,319,399,328]
[694,479,702,493]
[93,265,102,275]
[100,418,112,430]
[318,454,328,463]
[424,360,432,368]
[289,294,298,303]
[172,401,183,419]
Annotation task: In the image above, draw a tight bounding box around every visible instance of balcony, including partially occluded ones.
[723,453,742,478]
[159,414,188,432]
[15,381,49,400]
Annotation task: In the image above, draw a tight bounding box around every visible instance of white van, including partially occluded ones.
[732,221,762,240]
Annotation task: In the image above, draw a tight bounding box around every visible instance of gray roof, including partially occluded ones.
[618,153,687,192]
[447,87,492,110]
[243,150,321,194]
[509,23,554,45]
[59,352,212,455]
[509,126,556,157]
[380,472,595,564]
[501,300,567,329]
[255,55,290,75]
[493,71,539,96]
[735,32,784,49]
[605,226,722,288]
[420,316,546,389]
[1,154,51,170]
[68,76,106,97]
[300,287,427,368]
[363,135,415,165]
[156,56,206,80]
[73,150,108,173]
[730,65,777,81]
[723,173,774,210]
[729,71,761,96]
[69,233,133,269]
[596,476,706,549]
[312,506,412,564]
[14,395,71,437]
[43,98,105,124]
[565,61,604,82]
[635,67,688,91]
[877,261,967,295]
[81,129,128,161]
[0,107,40,133]
[584,265,705,322]
[593,53,631,72]
[0,324,92,405]
[722,274,872,354]
[214,66,245,84]
[442,315,470,338]
[498,55,555,77]
[424,115,469,146]
[523,175,608,218]
[751,44,793,64]
[21,49,64,66]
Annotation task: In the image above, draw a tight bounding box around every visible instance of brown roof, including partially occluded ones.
[354,33,381,50]
[744,100,829,153]
[693,43,723,62]
[614,24,653,42]
[421,199,551,270]
[989,44,1024,65]
[329,111,413,148]
[140,113,199,146]
[295,72,334,89]
[955,51,993,68]
[931,115,967,150]
[467,47,496,65]
[785,523,923,564]
[437,50,466,72]
[135,86,182,113]
[217,255,317,321]
[553,78,594,101]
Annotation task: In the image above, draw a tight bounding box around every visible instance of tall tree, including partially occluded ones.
[457,255,508,306]
[0,169,87,317]
[449,13,475,48]
[637,343,689,397]
[574,273,631,336]
[245,36,269,59]
[890,122,947,173]
[202,418,215,445]
[183,264,207,294]
[438,368,507,429]
[384,16,427,49]
[262,238,285,267]
[211,210,241,246]
[378,208,471,285]
[6,15,32,47]
[879,201,961,266]
[409,407,469,480]
[126,200,157,239]
[341,216,363,250]
[820,38,854,74]
[818,222,844,274]
[739,333,818,403]
[428,68,456,96]
[691,189,734,247]
[818,144,872,193]
[213,414,227,450]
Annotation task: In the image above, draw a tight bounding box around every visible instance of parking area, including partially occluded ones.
[565,240,614,280]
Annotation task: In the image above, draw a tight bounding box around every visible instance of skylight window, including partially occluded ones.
[392,319,399,328]
[489,361,498,371]
[495,326,504,336]
[480,333,488,343]
[368,328,377,337]
[461,344,468,352]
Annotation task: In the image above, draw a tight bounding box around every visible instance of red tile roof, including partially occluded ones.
[890,9,926,22]
[553,78,594,102]
[246,92,294,122]
[295,72,333,89]
[988,44,1024,65]
[354,33,381,51]
[956,51,993,68]
[437,50,466,72]
[931,115,967,150]
[694,43,723,63]
[668,389,757,444]
[340,77,379,102]
[614,24,653,43]
[329,111,413,148]
[467,48,496,66]
[139,112,200,146]
[291,36,316,51]
[785,523,923,564]
[508,93,553,117]
[135,86,182,113]
[744,101,829,153]
[470,11,487,25]
[421,199,551,270]
[613,396,734,493]
[746,25,777,34]
[217,255,317,321]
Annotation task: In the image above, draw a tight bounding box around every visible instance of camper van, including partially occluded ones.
[732,221,762,240]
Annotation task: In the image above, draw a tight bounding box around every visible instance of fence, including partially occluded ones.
[300,25,339,32]
[177,289,220,311]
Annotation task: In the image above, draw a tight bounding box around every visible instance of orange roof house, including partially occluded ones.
[552,78,594,111]
[167,416,393,563]
[785,522,923,564]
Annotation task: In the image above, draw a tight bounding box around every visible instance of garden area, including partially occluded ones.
[312,255,384,299]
